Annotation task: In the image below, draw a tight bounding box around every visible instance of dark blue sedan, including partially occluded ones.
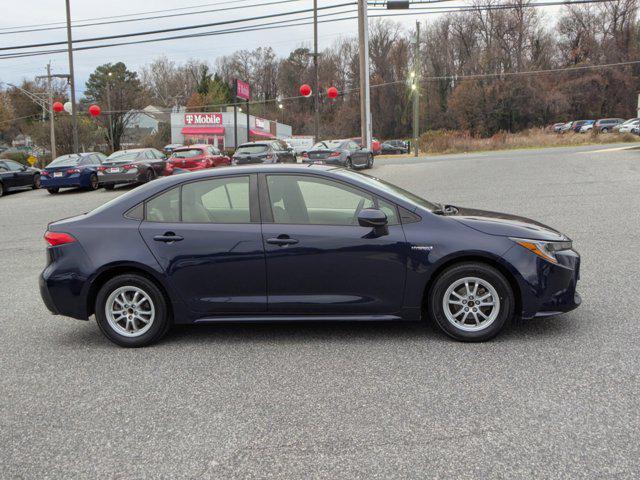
[41,152,107,194]
[40,165,581,347]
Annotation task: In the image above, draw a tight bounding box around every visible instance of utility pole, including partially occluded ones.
[357,0,372,150]
[36,65,70,162]
[412,21,421,157]
[106,72,114,152]
[65,0,79,153]
[313,0,320,143]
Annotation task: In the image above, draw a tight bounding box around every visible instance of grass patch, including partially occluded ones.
[416,128,639,155]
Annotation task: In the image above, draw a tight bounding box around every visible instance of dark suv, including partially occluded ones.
[232,141,297,165]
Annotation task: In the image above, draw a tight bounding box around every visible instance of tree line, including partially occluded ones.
[1,0,639,154]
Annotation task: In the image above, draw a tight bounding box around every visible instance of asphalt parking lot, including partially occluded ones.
[2,144,639,478]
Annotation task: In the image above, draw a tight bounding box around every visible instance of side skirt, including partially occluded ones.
[193,314,404,324]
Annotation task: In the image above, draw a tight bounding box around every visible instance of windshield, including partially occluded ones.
[48,154,80,168]
[312,141,343,150]
[107,152,139,163]
[172,148,204,159]
[335,169,438,211]
[621,119,638,125]
[235,145,268,154]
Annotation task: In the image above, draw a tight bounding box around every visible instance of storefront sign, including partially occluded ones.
[255,117,268,130]
[236,79,250,101]
[184,113,222,125]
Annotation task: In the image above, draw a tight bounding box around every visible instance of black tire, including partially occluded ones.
[104,184,115,190]
[0,182,4,197]
[47,188,59,194]
[366,154,374,169]
[346,158,353,169]
[95,274,172,347]
[87,173,99,190]
[32,174,41,189]
[145,169,155,183]
[428,262,514,342]
[601,127,608,133]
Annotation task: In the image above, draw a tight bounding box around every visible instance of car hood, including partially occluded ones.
[449,207,568,241]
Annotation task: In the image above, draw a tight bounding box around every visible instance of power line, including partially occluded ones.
[0,0,273,31]
[0,0,620,60]
[0,2,356,52]
[0,0,307,36]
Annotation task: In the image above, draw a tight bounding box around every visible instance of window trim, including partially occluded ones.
[258,172,400,227]
[142,173,259,224]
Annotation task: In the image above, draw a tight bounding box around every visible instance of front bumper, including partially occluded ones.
[503,246,582,319]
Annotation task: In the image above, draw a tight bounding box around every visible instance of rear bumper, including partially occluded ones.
[98,170,140,185]
[41,176,87,189]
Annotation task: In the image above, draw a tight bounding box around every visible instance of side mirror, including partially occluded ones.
[358,208,387,228]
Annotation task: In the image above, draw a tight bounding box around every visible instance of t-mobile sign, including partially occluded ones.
[236,80,250,101]
[184,113,222,125]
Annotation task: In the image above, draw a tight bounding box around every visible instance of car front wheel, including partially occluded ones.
[95,274,171,347]
[428,262,514,342]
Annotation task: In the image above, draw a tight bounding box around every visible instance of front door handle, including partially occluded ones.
[154,232,184,243]
[266,235,299,246]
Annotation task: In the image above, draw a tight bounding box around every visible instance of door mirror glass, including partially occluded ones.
[358,208,387,228]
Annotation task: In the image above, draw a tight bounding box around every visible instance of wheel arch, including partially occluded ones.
[86,263,173,318]
[421,254,522,319]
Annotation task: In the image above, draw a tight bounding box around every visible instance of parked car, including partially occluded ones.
[40,164,582,347]
[0,159,41,197]
[593,118,625,133]
[231,141,296,165]
[615,118,640,133]
[40,152,107,194]
[570,120,593,133]
[351,137,382,155]
[168,144,230,172]
[163,144,183,155]
[579,120,595,133]
[98,148,167,190]
[555,122,574,133]
[380,141,408,155]
[285,136,315,155]
[552,122,566,132]
[301,139,373,169]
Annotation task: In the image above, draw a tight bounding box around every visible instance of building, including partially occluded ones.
[122,105,170,145]
[170,111,292,150]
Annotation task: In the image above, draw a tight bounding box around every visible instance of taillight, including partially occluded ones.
[329,151,341,158]
[265,154,274,160]
[302,152,309,158]
[67,168,80,174]
[44,231,76,246]
[97,166,106,171]
[122,164,136,170]
[42,170,50,177]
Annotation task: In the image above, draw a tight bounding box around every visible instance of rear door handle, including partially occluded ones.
[266,236,299,246]
[154,232,183,243]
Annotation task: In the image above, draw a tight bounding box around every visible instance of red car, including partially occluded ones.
[350,137,382,156]
[168,144,230,172]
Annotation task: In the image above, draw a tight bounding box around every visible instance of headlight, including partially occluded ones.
[510,237,572,264]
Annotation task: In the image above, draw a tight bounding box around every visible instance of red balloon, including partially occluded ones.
[327,86,339,99]
[88,104,101,117]
[52,101,64,113]
[299,84,312,97]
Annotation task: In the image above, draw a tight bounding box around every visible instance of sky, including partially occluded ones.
[0,0,560,97]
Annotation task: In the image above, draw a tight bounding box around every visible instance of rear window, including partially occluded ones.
[172,148,204,159]
[48,155,80,167]
[108,152,139,162]
[235,145,268,154]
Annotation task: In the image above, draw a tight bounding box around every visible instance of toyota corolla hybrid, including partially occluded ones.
[40,165,581,347]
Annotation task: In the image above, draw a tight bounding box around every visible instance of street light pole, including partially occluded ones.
[413,21,421,157]
[357,0,372,151]
[313,0,320,143]
[46,63,56,161]
[65,0,79,153]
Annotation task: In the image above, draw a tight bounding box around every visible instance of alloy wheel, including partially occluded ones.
[105,286,155,337]
[442,276,500,332]
[33,175,41,189]
[90,174,99,190]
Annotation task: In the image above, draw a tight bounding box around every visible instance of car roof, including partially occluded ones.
[174,144,208,149]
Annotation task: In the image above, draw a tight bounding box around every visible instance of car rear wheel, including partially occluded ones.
[145,169,155,183]
[88,173,99,190]
[366,154,374,169]
[0,182,4,197]
[47,188,59,194]
[428,262,514,342]
[32,174,41,189]
[601,127,608,133]
[346,158,353,169]
[95,274,171,347]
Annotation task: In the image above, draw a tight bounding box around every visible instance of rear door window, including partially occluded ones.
[146,188,180,222]
[182,176,251,223]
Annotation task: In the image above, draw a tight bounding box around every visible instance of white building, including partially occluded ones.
[170,111,292,150]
